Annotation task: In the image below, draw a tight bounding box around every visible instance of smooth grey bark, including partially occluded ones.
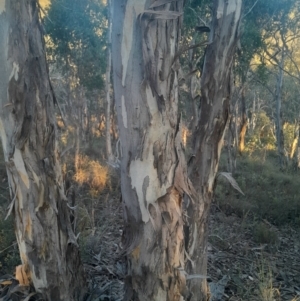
[0,1,86,300]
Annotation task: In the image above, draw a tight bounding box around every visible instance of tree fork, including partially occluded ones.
[112,0,242,300]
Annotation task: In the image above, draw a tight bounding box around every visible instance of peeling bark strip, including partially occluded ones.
[112,0,242,299]
[112,1,193,300]
[187,0,242,300]
[0,1,86,300]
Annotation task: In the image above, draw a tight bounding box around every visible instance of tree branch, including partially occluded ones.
[242,0,259,20]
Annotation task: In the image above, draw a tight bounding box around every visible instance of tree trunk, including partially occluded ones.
[249,92,257,134]
[227,115,237,174]
[292,118,300,169]
[238,86,247,154]
[297,144,300,170]
[112,0,242,300]
[112,1,194,300]
[0,1,86,300]
[75,125,80,173]
[190,74,200,131]
[226,86,240,174]
[275,50,286,169]
[188,1,242,300]
[189,37,200,132]
[105,0,114,162]
[290,119,299,160]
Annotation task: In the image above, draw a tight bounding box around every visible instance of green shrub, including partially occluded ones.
[216,154,300,226]
[0,215,20,274]
[253,222,278,245]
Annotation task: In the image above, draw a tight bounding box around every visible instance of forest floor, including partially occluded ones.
[82,193,300,301]
[207,204,300,301]
[1,150,300,301]
[2,194,299,301]
[82,196,125,301]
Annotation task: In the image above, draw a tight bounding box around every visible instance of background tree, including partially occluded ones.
[0,1,85,300]
[239,0,300,168]
[44,0,108,165]
[105,0,115,163]
[45,0,107,91]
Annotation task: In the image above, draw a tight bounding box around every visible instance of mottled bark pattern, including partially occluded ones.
[112,0,242,300]
[0,1,85,300]
[188,1,242,300]
[112,1,193,300]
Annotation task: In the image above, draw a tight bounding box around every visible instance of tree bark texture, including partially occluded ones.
[0,1,86,300]
[189,37,201,132]
[112,1,195,300]
[188,1,242,299]
[112,0,242,300]
[190,73,200,132]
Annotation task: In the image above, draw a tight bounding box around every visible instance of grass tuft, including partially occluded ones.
[74,155,109,196]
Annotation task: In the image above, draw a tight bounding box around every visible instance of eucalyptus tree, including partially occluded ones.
[105,0,114,162]
[187,1,242,298]
[244,0,299,167]
[0,1,85,300]
[112,2,189,299]
[221,0,299,160]
[228,0,279,156]
[45,0,107,91]
[112,1,242,300]
[234,0,265,154]
[45,0,108,158]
